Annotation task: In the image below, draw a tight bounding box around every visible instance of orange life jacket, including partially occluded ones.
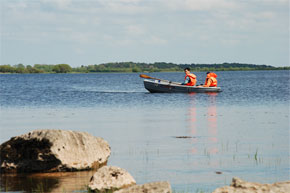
[185,73,196,86]
[204,73,217,87]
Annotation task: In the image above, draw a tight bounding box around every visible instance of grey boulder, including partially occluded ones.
[213,177,290,193]
[0,129,111,173]
[88,166,136,192]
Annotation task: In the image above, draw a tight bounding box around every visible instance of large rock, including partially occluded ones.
[88,166,136,192]
[213,177,290,193]
[0,129,111,173]
[114,181,172,193]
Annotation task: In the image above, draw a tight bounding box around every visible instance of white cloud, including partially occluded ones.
[164,0,239,11]
[125,25,146,35]
[97,0,151,14]
[41,0,72,9]
[252,0,288,3]
[143,36,168,45]
[109,0,142,3]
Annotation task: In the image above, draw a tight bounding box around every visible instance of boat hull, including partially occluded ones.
[143,79,222,93]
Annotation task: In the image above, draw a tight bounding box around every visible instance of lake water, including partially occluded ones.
[0,71,289,193]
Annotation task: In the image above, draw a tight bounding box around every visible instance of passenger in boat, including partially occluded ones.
[201,72,218,87]
[181,67,196,86]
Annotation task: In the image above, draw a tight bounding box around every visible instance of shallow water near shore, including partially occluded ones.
[0,71,289,192]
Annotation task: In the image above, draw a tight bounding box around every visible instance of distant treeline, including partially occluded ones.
[0,62,289,73]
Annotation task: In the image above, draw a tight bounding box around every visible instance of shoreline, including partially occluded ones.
[0,68,289,74]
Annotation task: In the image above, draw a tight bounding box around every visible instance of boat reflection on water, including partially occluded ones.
[207,93,218,155]
[0,170,94,193]
[187,93,218,155]
[187,93,198,154]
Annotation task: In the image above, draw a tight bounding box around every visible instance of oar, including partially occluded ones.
[139,74,181,84]
[139,74,162,81]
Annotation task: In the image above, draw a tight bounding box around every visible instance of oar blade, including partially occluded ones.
[139,74,153,79]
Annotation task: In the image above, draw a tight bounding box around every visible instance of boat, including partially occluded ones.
[142,79,222,93]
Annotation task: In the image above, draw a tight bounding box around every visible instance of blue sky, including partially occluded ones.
[1,0,289,67]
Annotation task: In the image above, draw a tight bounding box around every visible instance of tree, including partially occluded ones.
[52,64,72,73]
[132,67,141,72]
[34,64,55,72]
[15,63,27,73]
[26,65,43,73]
[0,65,15,73]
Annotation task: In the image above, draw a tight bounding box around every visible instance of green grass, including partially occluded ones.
[254,149,258,161]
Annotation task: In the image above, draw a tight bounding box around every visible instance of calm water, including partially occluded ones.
[0,71,289,193]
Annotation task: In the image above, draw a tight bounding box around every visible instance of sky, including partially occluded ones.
[0,0,289,67]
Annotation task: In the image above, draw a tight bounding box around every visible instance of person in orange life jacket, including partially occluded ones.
[181,67,197,86]
[202,71,218,87]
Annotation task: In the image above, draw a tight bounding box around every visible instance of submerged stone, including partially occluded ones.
[114,181,172,193]
[0,129,111,173]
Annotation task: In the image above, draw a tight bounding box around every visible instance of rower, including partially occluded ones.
[181,67,197,86]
